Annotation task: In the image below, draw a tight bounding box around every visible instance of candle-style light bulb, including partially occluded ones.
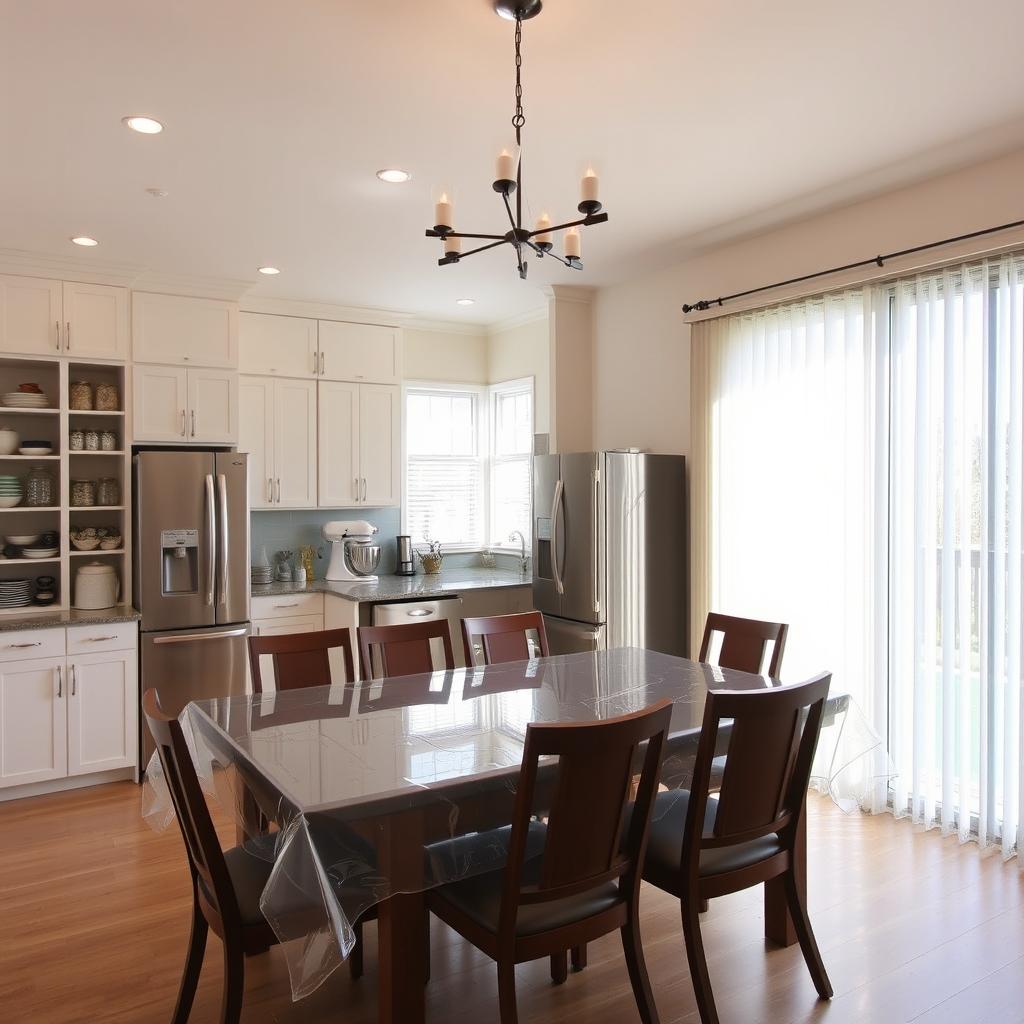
[535,212,552,246]
[444,234,461,257]
[496,149,516,182]
[434,192,453,232]
[581,168,599,204]
[565,227,581,260]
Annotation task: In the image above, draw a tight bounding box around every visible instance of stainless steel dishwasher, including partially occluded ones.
[371,597,465,669]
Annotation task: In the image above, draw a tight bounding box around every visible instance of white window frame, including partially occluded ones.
[401,377,534,554]
[487,376,535,553]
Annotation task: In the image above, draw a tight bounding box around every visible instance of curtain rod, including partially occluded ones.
[680,216,1024,314]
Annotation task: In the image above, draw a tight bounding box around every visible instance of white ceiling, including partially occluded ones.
[3,0,1024,325]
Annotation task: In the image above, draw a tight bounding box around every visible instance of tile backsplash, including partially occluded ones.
[251,509,528,579]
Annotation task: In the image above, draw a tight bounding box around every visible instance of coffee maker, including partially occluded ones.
[395,534,416,576]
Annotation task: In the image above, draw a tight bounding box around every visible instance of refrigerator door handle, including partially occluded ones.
[592,468,601,615]
[152,627,248,645]
[216,473,229,608]
[204,474,216,605]
[551,478,565,595]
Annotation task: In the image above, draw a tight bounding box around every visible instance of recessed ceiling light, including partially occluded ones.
[257,266,280,275]
[145,187,169,198]
[456,298,475,306]
[122,115,164,134]
[376,169,411,183]
[70,236,99,247]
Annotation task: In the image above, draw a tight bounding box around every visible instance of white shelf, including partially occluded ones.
[0,454,60,460]
[70,505,125,512]
[68,409,125,417]
[69,450,125,456]
[0,557,60,566]
[70,548,124,556]
[0,506,60,513]
[0,407,60,416]
[0,605,66,618]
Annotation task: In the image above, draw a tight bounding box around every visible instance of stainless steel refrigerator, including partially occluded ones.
[533,451,687,656]
[134,450,251,763]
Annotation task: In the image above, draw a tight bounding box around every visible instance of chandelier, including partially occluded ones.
[425,0,607,280]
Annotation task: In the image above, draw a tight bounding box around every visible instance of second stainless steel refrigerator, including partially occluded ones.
[134,450,251,763]
[533,451,687,656]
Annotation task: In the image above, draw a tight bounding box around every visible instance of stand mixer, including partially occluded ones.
[323,520,381,581]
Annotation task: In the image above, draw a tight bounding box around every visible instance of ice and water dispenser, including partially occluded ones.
[160,529,200,595]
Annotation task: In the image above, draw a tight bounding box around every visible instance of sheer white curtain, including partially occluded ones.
[887,256,1024,856]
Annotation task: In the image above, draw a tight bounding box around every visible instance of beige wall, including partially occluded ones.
[403,327,488,383]
[487,316,550,434]
[592,147,1024,456]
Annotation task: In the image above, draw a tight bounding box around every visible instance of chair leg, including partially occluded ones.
[782,869,833,999]
[550,951,568,984]
[497,959,519,1024]
[680,899,719,1024]
[620,912,660,1024]
[171,892,208,1024]
[220,939,245,1024]
[424,911,431,984]
[571,943,587,971]
[698,898,710,913]
[349,919,364,980]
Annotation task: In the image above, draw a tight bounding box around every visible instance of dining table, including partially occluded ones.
[143,646,874,1024]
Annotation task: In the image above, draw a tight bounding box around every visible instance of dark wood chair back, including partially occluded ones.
[461,611,550,666]
[247,627,356,694]
[502,699,673,924]
[357,620,455,679]
[686,673,831,858]
[698,612,789,678]
[142,688,241,929]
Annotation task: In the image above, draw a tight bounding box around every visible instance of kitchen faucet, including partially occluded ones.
[509,530,528,573]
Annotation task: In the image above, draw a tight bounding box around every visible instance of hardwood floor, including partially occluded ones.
[2,783,1022,1023]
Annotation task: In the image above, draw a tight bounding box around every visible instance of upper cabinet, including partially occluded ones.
[132,292,239,368]
[0,275,128,360]
[133,366,238,444]
[239,312,318,377]
[317,320,400,383]
[62,282,129,360]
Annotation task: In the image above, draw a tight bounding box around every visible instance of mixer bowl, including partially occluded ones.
[346,542,382,576]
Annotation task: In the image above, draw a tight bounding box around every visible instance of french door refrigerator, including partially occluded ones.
[533,451,687,657]
[134,451,251,763]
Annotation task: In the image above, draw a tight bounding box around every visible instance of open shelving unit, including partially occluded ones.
[0,356,131,618]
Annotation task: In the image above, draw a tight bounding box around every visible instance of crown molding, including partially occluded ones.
[486,306,547,336]
[540,283,596,305]
[0,248,141,287]
[133,271,254,301]
[239,294,422,326]
[403,318,487,337]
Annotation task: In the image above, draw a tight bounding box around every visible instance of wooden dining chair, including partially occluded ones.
[638,673,834,1024]
[357,619,456,678]
[143,688,280,1024]
[698,612,789,678]
[461,610,549,667]
[426,699,674,1024]
[247,627,356,694]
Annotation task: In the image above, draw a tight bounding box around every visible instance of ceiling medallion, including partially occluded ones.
[425,0,607,280]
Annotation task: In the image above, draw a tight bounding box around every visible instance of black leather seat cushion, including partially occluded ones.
[429,822,622,936]
[198,838,276,927]
[640,790,784,880]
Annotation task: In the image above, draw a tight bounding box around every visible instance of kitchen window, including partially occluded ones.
[404,379,533,552]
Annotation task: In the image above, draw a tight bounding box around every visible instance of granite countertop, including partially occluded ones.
[252,566,532,604]
[0,604,141,633]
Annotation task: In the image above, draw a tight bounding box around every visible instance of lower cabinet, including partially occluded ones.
[0,626,138,794]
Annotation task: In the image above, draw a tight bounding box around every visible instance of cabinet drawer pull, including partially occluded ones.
[274,602,300,608]
[84,635,118,643]
[8,641,41,649]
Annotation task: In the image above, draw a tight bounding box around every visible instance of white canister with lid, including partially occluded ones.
[73,561,120,610]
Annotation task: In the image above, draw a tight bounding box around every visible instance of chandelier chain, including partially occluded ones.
[513,14,524,142]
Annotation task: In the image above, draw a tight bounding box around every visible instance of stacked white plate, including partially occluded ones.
[2,392,50,408]
[251,565,274,585]
[0,579,33,608]
[22,547,59,559]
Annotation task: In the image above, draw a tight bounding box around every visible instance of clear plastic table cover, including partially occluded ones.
[142,647,891,1000]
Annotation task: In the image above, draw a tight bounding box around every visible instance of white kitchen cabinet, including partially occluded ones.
[239,376,274,509]
[0,657,67,788]
[317,320,401,384]
[0,274,62,357]
[187,368,238,443]
[239,312,318,378]
[134,365,237,443]
[67,650,137,776]
[132,292,239,368]
[61,282,129,360]
[132,365,188,442]
[318,380,358,507]
[238,376,316,507]
[359,384,401,506]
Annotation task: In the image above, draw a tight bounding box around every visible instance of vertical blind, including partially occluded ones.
[691,253,1024,855]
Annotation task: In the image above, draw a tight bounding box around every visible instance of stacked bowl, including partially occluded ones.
[0,475,23,508]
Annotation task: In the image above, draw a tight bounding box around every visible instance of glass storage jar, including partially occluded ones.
[100,430,118,451]
[84,429,100,451]
[96,477,120,506]
[69,380,94,411]
[95,382,119,411]
[69,430,85,451]
[71,479,96,507]
[25,466,55,507]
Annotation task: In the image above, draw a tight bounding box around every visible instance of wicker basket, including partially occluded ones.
[418,551,443,575]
